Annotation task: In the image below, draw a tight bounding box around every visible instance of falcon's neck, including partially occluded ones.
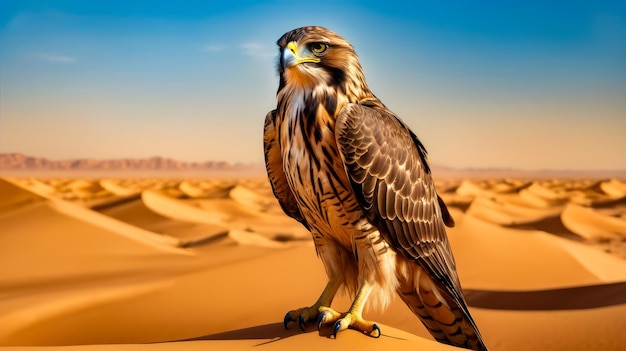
[275,83,344,142]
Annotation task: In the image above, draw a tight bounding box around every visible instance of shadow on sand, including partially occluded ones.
[179,322,408,345]
[465,281,626,310]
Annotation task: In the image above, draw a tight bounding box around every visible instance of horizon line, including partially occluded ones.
[1,153,625,176]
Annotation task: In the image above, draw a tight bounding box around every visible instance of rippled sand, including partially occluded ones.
[1,176,625,351]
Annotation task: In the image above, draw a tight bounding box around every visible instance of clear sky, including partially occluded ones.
[1,0,625,170]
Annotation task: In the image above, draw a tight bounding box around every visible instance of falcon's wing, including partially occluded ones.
[335,103,461,294]
[264,110,310,230]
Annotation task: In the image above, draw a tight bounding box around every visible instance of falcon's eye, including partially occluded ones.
[309,42,328,55]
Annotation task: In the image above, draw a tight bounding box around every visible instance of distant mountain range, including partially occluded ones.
[1,153,624,179]
[0,153,260,171]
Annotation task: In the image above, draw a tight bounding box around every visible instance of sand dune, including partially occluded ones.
[561,203,626,240]
[465,196,563,226]
[178,179,236,198]
[142,188,309,242]
[600,179,626,197]
[1,176,625,351]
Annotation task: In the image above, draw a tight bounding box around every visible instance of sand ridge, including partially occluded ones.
[0,176,625,350]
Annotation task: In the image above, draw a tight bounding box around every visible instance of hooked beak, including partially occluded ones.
[281,41,320,70]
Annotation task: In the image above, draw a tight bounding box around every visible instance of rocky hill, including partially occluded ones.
[0,153,255,171]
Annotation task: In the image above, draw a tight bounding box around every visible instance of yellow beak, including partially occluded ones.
[281,41,320,69]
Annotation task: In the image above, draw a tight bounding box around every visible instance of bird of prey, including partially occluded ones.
[263,26,488,350]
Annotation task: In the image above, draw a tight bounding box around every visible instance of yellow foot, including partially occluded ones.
[283,306,325,331]
[317,307,381,338]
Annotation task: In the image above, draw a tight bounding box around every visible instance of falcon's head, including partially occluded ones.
[276,26,369,95]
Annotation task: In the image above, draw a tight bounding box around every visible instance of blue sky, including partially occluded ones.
[1,0,625,170]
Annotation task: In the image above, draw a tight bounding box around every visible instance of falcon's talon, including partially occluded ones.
[332,321,342,338]
[317,307,341,330]
[317,314,324,331]
[283,312,293,329]
[283,305,330,332]
[370,323,381,338]
[322,311,380,338]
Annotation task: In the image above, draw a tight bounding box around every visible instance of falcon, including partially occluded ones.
[263,26,488,350]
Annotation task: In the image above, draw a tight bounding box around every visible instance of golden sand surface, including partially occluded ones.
[1,176,625,350]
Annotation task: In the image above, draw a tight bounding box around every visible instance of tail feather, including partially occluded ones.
[397,263,488,351]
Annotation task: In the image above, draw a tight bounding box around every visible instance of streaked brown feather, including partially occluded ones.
[263,110,309,229]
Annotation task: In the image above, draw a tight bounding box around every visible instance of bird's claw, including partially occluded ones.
[317,313,326,331]
[283,312,292,329]
[283,312,308,331]
[317,309,338,331]
[283,307,320,331]
[331,320,381,338]
[332,321,342,338]
[286,307,381,338]
[370,323,381,338]
[320,311,381,339]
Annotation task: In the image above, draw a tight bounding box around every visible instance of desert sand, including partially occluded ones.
[1,175,625,351]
